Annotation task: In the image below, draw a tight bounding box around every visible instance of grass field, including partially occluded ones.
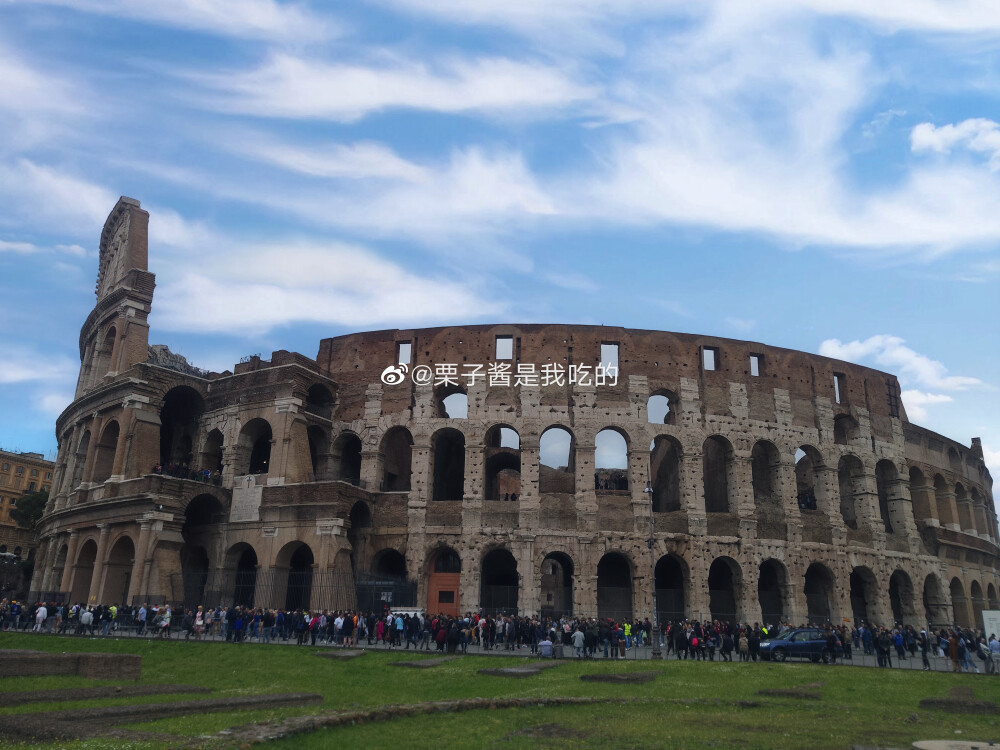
[1,632,997,749]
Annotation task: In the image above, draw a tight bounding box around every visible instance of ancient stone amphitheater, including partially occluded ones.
[30,198,1000,630]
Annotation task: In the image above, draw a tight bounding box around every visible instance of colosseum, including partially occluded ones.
[29,197,1000,631]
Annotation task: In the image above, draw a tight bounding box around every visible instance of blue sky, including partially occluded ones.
[0,1,998,478]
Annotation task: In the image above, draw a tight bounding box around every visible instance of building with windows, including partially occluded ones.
[29,197,999,629]
[0,449,52,559]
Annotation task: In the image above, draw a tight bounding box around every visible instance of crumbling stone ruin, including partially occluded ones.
[30,198,999,630]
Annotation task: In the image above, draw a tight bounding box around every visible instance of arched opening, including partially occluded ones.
[850,567,878,626]
[889,569,915,625]
[908,466,935,523]
[708,557,740,623]
[427,547,461,617]
[91,421,120,484]
[655,555,686,623]
[540,552,573,619]
[332,432,362,484]
[703,435,734,513]
[373,548,407,578]
[758,559,787,625]
[875,460,897,533]
[987,583,999,611]
[804,563,835,624]
[70,539,98,603]
[650,435,682,512]
[104,536,135,605]
[200,429,224,474]
[595,428,629,491]
[51,544,68,589]
[347,501,372,575]
[277,542,314,611]
[539,426,575,493]
[485,425,520,501]
[955,483,974,532]
[307,425,331,481]
[379,427,413,492]
[597,553,633,622]
[934,474,957,527]
[950,577,970,628]
[480,548,518,615]
[437,386,468,419]
[970,580,985,626]
[646,391,677,425]
[838,455,864,530]
[71,429,91,488]
[795,446,822,510]
[181,494,223,607]
[228,543,258,607]
[834,414,859,445]
[752,440,784,539]
[304,383,334,420]
[159,386,204,468]
[431,428,465,501]
[93,326,116,379]
[923,574,948,628]
[236,418,272,476]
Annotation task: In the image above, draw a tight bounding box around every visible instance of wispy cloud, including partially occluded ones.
[0,344,76,385]
[819,335,981,391]
[900,389,952,422]
[912,118,1000,171]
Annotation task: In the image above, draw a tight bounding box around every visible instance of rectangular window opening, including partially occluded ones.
[438,590,455,604]
[703,347,718,371]
[834,373,846,404]
[749,354,762,377]
[601,343,619,373]
[495,335,513,360]
[396,341,412,365]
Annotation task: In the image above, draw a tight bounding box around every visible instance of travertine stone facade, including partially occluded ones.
[30,198,1000,631]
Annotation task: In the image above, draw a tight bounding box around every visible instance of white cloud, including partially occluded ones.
[195,53,597,121]
[17,0,334,42]
[725,317,756,333]
[543,272,599,293]
[862,108,906,139]
[0,159,115,235]
[911,118,1000,170]
[0,345,76,385]
[900,389,952,422]
[153,241,506,335]
[230,137,429,182]
[0,239,38,253]
[35,391,73,418]
[983,444,1000,483]
[819,335,981,391]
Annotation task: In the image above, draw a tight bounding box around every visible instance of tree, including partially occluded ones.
[11,489,47,532]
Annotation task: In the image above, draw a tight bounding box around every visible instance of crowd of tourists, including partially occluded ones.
[2,598,997,674]
[151,462,221,485]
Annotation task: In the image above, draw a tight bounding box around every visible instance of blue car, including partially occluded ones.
[759,628,843,662]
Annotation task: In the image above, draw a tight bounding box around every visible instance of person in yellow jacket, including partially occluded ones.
[624,621,632,649]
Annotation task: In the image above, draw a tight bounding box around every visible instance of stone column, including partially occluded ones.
[80,415,105,484]
[38,536,58,593]
[87,524,111,604]
[129,522,152,602]
[684,447,707,536]
[938,489,960,531]
[110,408,133,480]
[957,496,978,535]
[59,531,81,593]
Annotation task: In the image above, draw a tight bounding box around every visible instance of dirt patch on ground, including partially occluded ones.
[756,689,821,700]
[579,671,658,684]
[919,685,1000,715]
[390,657,460,668]
[502,722,590,741]
[314,649,366,661]
[479,660,563,678]
[0,684,210,707]
[0,692,324,742]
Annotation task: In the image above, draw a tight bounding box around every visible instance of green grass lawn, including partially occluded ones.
[1,632,997,749]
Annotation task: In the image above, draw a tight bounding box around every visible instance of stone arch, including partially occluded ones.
[275,541,314,611]
[834,414,859,445]
[347,501,372,575]
[595,427,629,491]
[955,482,975,532]
[849,566,879,626]
[103,535,135,605]
[70,538,98,603]
[655,554,687,623]
[889,569,916,625]
[427,546,461,617]
[950,577,970,628]
[804,562,835,624]
[650,435,682,512]
[93,325,117,379]
[51,543,69,588]
[92,420,120,484]
[908,466,935,523]
[480,547,518,615]
[307,425,331,481]
[987,582,999,611]
[199,429,224,474]
[226,542,258,607]
[331,431,362,484]
[436,384,468,419]
[304,383,334,420]
[539,425,575,494]
[540,552,574,619]
[71,429,91,488]
[372,548,407,578]
[236,418,272,476]
[752,440,784,539]
[646,390,678,425]
[379,426,413,492]
[431,427,465,501]
[838,454,865,530]
[875,460,897,534]
[159,386,204,468]
[597,552,633,622]
[934,474,957,527]
[708,556,742,623]
[181,494,224,607]
[794,445,823,511]
[485,424,520,501]
[923,573,948,628]
[970,580,985,627]
[703,435,735,513]
[758,559,789,625]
